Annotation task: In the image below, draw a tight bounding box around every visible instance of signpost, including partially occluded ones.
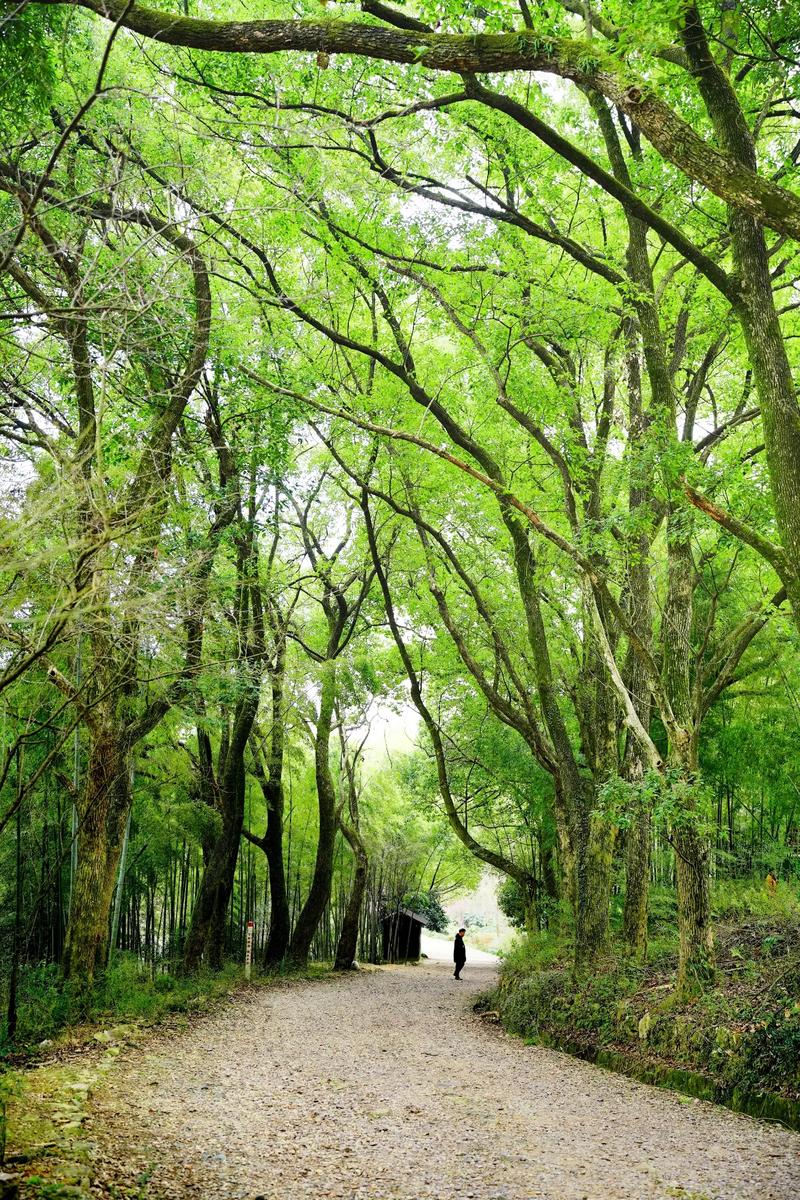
[245,920,254,981]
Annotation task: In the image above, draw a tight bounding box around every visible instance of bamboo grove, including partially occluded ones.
[1,0,800,1022]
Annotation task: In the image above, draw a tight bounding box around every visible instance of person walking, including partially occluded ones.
[453,926,466,980]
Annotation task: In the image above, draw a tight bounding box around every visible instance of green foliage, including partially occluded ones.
[496,947,640,1044]
[0,8,66,129]
[403,890,448,932]
[497,877,528,928]
[499,927,571,978]
[598,770,715,837]
[738,1005,800,1094]
[712,879,800,922]
[2,0,800,1066]
[0,957,246,1052]
[492,892,800,1102]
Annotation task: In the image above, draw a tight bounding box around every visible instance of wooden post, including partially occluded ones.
[245,919,254,981]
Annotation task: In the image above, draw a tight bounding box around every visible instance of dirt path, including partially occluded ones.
[88,959,799,1200]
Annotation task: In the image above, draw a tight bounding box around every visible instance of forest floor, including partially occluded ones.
[18,953,795,1200]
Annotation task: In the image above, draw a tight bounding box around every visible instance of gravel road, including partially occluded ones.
[88,957,799,1200]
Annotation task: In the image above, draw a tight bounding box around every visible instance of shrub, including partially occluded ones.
[499,969,568,1037]
[497,878,528,928]
[0,956,245,1052]
[735,1005,800,1093]
[499,928,568,979]
[712,879,800,922]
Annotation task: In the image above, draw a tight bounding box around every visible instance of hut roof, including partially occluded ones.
[383,906,428,927]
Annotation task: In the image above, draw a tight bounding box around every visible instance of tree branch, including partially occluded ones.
[683,482,791,580]
[32,0,800,241]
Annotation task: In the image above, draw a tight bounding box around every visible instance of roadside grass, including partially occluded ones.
[487,880,800,1111]
[0,953,330,1060]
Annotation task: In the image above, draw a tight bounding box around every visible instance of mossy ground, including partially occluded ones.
[487,881,800,1111]
[5,1049,119,1199]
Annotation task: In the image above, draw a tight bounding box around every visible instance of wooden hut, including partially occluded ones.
[381,907,426,963]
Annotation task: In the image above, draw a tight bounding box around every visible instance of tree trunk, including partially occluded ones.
[622,798,651,960]
[539,831,560,930]
[504,514,611,968]
[205,765,245,971]
[673,819,714,993]
[735,227,800,622]
[286,656,337,967]
[334,827,367,970]
[183,487,264,972]
[679,6,800,626]
[62,722,131,984]
[251,645,290,967]
[573,803,616,972]
[619,331,654,962]
[183,752,245,972]
[262,775,290,965]
[664,528,714,992]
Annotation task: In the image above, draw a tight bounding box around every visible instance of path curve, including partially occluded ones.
[89,959,799,1199]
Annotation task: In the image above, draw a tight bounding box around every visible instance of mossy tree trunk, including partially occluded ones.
[663,533,714,994]
[672,817,714,992]
[679,4,800,625]
[587,87,714,979]
[622,788,651,960]
[62,714,131,984]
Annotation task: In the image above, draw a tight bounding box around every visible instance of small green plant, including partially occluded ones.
[0,956,250,1052]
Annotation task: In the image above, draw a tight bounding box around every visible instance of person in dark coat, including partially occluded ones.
[453,927,466,979]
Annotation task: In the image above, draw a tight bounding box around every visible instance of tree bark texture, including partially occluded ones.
[286,655,338,967]
[62,721,131,982]
[673,820,715,992]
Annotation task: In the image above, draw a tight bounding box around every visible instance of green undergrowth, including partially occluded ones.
[0,953,330,1060]
[487,881,800,1109]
